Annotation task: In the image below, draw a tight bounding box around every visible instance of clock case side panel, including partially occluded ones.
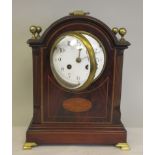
[31,47,42,124]
[112,49,125,124]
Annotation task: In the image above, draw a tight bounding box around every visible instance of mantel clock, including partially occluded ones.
[24,11,130,150]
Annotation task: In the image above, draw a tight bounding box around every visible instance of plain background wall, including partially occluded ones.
[13,0,143,127]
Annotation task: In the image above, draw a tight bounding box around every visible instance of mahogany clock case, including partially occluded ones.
[26,15,130,145]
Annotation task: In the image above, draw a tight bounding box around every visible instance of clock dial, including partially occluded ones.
[50,32,106,90]
[51,35,90,88]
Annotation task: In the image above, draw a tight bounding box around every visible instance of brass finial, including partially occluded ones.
[36,26,42,39]
[69,10,89,16]
[29,26,37,39]
[118,27,127,42]
[112,27,119,35]
[29,25,42,39]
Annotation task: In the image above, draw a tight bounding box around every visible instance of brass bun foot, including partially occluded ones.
[23,142,37,150]
[115,143,130,151]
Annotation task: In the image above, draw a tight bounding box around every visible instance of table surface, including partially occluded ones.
[13,127,142,155]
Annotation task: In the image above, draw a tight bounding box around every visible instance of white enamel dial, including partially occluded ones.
[50,32,106,90]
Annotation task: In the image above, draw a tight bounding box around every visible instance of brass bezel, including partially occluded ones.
[50,31,97,91]
[77,31,107,82]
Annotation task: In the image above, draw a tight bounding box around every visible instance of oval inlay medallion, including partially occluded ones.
[63,98,92,112]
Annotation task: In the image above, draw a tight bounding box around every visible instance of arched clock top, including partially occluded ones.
[27,14,130,50]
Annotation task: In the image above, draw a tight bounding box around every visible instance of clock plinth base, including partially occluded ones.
[26,121,127,146]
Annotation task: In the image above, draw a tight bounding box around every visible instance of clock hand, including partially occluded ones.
[78,48,82,57]
[76,48,82,63]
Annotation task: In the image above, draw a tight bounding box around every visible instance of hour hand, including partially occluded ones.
[76,48,82,63]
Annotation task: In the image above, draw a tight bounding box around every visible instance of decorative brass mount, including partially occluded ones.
[23,142,37,150]
[119,28,127,42]
[112,27,127,43]
[115,143,130,150]
[69,10,89,16]
[112,27,119,35]
[29,25,42,39]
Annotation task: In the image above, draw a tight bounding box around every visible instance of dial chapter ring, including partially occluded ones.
[50,31,97,91]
